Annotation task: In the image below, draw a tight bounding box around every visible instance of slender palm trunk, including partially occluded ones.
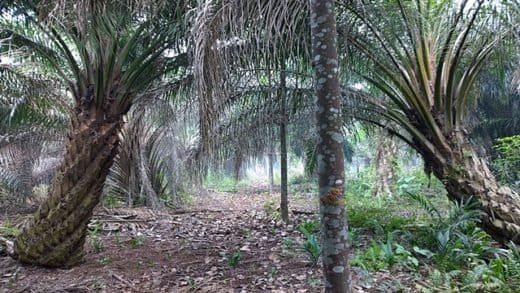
[234,152,242,182]
[373,130,397,198]
[17,143,35,203]
[425,131,520,243]
[139,146,164,210]
[268,140,274,195]
[279,67,289,223]
[10,140,39,203]
[310,0,351,291]
[13,104,124,267]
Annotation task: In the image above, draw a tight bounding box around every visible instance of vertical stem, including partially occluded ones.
[309,0,351,291]
[373,129,397,198]
[18,141,35,203]
[268,132,275,195]
[279,65,289,223]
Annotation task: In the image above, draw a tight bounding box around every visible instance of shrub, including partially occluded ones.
[263,199,280,220]
[87,224,104,252]
[297,219,320,236]
[301,234,321,265]
[494,135,520,188]
[204,173,238,193]
[226,251,241,267]
[352,237,418,271]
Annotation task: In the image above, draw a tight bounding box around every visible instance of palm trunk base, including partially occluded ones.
[428,136,520,244]
[12,113,121,267]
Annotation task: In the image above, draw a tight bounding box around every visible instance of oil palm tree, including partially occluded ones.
[470,46,520,158]
[340,0,520,243]
[193,0,351,288]
[192,0,312,223]
[0,60,68,202]
[1,11,181,266]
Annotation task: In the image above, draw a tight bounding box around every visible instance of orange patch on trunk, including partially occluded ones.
[320,187,344,205]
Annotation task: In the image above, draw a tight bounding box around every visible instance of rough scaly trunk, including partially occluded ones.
[425,131,520,243]
[310,0,351,291]
[13,103,124,267]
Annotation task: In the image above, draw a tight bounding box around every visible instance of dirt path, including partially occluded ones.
[1,191,329,292]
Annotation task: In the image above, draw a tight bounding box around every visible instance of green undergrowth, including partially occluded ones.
[0,221,20,238]
[204,173,249,193]
[348,188,520,292]
[340,165,520,292]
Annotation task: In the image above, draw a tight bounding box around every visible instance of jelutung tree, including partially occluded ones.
[192,1,353,288]
[340,0,520,243]
[310,0,351,291]
[2,9,182,266]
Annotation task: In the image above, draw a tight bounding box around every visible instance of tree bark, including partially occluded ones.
[7,139,40,203]
[268,135,275,195]
[425,131,520,244]
[310,0,351,291]
[373,129,397,198]
[233,152,242,182]
[279,67,289,223]
[13,104,124,267]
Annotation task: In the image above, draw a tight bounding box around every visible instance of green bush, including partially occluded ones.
[295,219,321,265]
[263,199,280,220]
[0,221,19,237]
[301,234,321,265]
[297,219,320,236]
[494,135,520,188]
[397,193,520,291]
[346,193,413,235]
[397,167,446,197]
[226,251,241,267]
[345,166,520,291]
[352,236,418,271]
[204,173,238,193]
[289,174,309,185]
[345,167,375,197]
[87,224,104,252]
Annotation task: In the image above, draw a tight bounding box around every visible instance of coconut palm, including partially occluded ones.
[340,0,520,243]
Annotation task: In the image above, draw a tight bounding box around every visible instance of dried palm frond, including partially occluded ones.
[192,0,311,161]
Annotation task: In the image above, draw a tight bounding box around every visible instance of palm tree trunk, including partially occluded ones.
[13,106,123,267]
[279,67,289,223]
[139,146,164,210]
[10,140,39,203]
[426,131,520,243]
[234,152,242,182]
[17,143,34,203]
[310,0,351,291]
[268,139,275,195]
[373,130,397,198]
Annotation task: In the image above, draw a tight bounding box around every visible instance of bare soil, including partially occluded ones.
[0,189,411,292]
